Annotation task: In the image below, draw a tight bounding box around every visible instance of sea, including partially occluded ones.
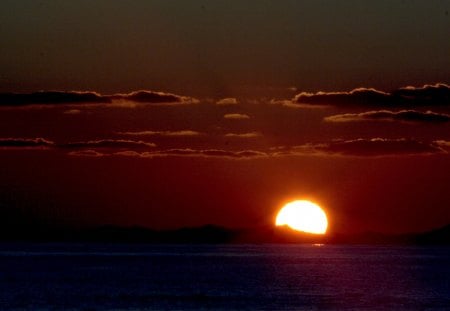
[0,244,449,310]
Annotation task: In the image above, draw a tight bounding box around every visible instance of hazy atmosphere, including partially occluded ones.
[1,0,449,234]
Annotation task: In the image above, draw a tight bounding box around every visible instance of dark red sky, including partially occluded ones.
[0,1,449,234]
[1,1,449,95]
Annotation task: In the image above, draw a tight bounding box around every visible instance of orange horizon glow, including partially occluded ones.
[275,200,328,235]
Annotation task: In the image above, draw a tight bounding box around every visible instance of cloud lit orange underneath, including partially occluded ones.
[276,200,328,234]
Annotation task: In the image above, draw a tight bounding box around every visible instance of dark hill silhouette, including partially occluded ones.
[1,218,449,244]
[412,224,450,245]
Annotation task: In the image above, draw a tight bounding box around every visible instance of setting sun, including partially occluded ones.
[276,200,328,234]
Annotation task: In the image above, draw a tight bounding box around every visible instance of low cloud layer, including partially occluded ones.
[0,90,196,107]
[292,84,450,108]
[67,138,447,159]
[112,149,268,159]
[317,138,442,156]
[276,138,446,157]
[324,110,450,123]
[1,136,448,158]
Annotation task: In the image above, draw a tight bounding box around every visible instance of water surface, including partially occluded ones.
[0,244,449,310]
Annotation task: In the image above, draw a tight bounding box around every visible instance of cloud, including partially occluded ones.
[324,110,450,123]
[196,149,265,158]
[67,149,105,157]
[2,136,446,159]
[69,138,447,159]
[0,137,54,149]
[216,98,238,105]
[72,148,268,159]
[0,90,197,107]
[110,90,197,105]
[434,140,450,153]
[223,113,250,119]
[0,138,158,152]
[0,91,109,106]
[118,130,202,137]
[317,138,441,156]
[393,84,450,103]
[269,99,328,109]
[153,149,267,159]
[224,132,262,138]
[292,83,450,108]
[63,109,82,115]
[62,139,156,149]
[293,88,389,107]
[274,138,445,157]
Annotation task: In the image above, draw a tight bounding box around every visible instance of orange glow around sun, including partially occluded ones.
[276,200,328,234]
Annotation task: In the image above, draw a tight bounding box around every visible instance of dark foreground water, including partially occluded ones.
[0,244,449,310]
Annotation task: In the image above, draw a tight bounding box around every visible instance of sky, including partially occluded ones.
[0,1,449,235]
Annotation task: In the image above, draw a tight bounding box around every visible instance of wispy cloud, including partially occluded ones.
[224,132,262,138]
[223,113,250,119]
[324,110,450,123]
[273,138,445,157]
[1,136,447,159]
[65,138,448,159]
[67,149,105,157]
[105,149,268,159]
[216,98,238,105]
[269,99,328,109]
[118,130,202,137]
[434,140,450,153]
[63,109,82,115]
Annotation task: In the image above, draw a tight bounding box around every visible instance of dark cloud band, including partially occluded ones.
[109,90,193,104]
[0,91,109,106]
[0,90,196,106]
[324,110,450,123]
[293,84,450,108]
[62,139,156,149]
[0,138,54,148]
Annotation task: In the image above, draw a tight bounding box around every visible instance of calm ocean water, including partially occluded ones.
[0,244,449,310]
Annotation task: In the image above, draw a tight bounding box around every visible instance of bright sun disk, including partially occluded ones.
[276,200,328,234]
